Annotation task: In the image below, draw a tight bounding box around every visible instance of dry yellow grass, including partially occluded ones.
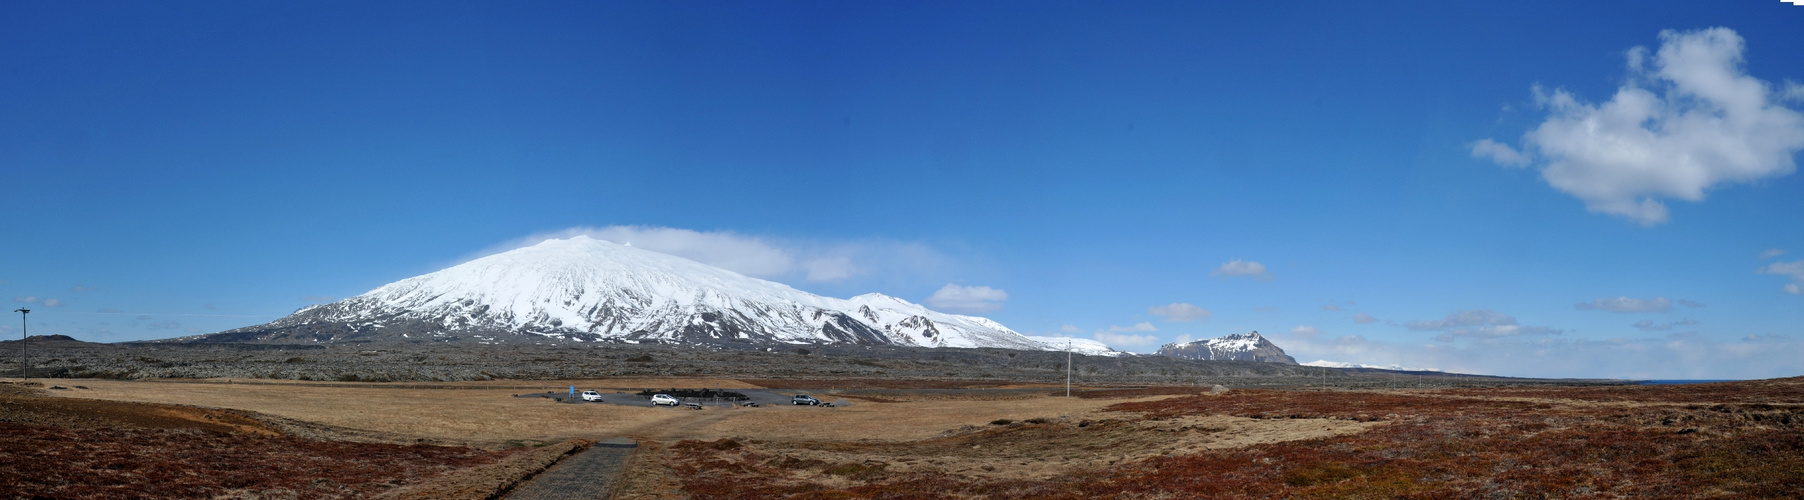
[695,396,1132,442]
[58,379,707,445]
[56,379,1372,452]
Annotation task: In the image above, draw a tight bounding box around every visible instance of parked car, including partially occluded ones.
[651,394,680,406]
[580,390,603,402]
[792,394,821,406]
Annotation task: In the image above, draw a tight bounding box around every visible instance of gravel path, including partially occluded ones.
[504,438,638,500]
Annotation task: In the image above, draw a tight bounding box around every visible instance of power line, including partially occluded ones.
[13,308,28,380]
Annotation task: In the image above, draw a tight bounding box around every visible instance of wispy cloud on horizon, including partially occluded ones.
[1405,309,1562,342]
[1211,259,1272,281]
[1149,302,1211,322]
[1575,296,1673,313]
[1269,328,1803,380]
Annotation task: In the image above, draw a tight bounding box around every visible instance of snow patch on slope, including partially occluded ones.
[1022,336,1126,357]
[1303,360,1441,372]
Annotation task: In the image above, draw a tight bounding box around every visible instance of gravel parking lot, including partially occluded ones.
[513,389,849,408]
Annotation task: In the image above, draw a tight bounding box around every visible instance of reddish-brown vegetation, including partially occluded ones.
[0,382,520,499]
[0,423,513,499]
[1439,378,1804,405]
[660,379,1804,499]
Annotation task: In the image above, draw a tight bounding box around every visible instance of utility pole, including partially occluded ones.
[1065,340,1072,397]
[13,308,28,380]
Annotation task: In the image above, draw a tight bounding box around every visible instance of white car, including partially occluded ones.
[580,390,603,402]
[650,394,680,406]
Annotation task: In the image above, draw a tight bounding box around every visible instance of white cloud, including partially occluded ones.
[1351,313,1379,324]
[1171,333,1194,344]
[1148,302,1212,322]
[1474,28,1804,226]
[1059,324,1082,334]
[12,296,37,304]
[1291,325,1321,339]
[1760,248,1786,259]
[1786,80,1804,102]
[580,226,795,277]
[1759,260,1804,294]
[800,256,860,282]
[482,225,950,284]
[1094,331,1161,347]
[1678,299,1708,308]
[1321,304,1342,312]
[1107,322,1158,333]
[923,284,1008,313]
[70,285,96,292]
[1404,309,1509,330]
[1405,309,1562,342]
[1632,319,1698,332]
[41,298,63,307]
[1211,259,1271,280]
[1575,296,1673,313]
[1469,139,1529,167]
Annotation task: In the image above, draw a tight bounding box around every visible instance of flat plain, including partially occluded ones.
[5,373,1802,499]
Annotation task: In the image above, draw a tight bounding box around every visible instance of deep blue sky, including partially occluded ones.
[3,1,1801,379]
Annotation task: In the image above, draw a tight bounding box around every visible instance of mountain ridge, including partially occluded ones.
[183,236,1123,356]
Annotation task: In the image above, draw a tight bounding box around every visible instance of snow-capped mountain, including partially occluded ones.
[1302,360,1440,372]
[1154,331,1297,364]
[194,236,1123,355]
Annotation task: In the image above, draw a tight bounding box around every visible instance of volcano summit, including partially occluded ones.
[188,236,1118,355]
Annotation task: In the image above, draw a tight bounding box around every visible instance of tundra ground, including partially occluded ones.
[5,376,1800,499]
[659,379,1804,499]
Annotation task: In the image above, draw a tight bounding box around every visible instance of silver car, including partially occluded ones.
[650,394,680,406]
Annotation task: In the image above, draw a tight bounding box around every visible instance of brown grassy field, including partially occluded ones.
[46,378,1205,444]
[8,376,1802,499]
[661,378,1804,499]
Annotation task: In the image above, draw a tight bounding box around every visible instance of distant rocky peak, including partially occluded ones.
[1155,331,1297,365]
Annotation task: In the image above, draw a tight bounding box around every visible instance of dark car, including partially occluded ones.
[792,394,821,406]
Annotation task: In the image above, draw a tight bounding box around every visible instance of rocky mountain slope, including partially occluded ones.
[185,236,1121,356]
[1154,331,1298,364]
